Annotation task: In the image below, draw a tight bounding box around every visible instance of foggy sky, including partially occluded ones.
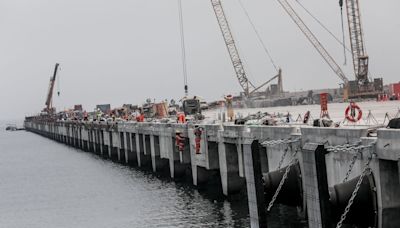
[1,0,399,120]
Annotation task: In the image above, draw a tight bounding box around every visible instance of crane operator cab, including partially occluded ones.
[180,96,204,121]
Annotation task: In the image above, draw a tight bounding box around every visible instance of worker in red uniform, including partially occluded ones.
[177,112,186,123]
[175,131,185,152]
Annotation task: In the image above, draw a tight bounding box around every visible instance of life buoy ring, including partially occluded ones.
[345,103,362,122]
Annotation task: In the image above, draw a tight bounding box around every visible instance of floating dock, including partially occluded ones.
[24,120,400,228]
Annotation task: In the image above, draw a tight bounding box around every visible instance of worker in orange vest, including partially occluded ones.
[177,112,186,123]
[136,109,145,122]
[224,95,234,121]
[138,114,144,122]
[194,127,203,154]
[175,131,185,152]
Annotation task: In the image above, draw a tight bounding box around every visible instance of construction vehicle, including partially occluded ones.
[96,104,111,114]
[340,0,383,98]
[277,0,382,99]
[142,99,156,119]
[42,63,60,115]
[210,0,282,97]
[141,99,169,119]
[178,96,205,122]
[181,96,202,116]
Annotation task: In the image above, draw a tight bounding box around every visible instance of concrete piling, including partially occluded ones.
[24,120,400,228]
[243,140,267,228]
[301,143,332,228]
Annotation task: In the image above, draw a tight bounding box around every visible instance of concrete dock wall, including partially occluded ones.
[24,120,400,228]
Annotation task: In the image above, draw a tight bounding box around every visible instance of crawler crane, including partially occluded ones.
[277,0,383,99]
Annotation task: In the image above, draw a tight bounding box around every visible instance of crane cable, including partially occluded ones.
[237,0,279,72]
[178,0,188,96]
[294,0,351,56]
[57,66,61,96]
[339,0,347,65]
[295,0,375,78]
[54,66,61,97]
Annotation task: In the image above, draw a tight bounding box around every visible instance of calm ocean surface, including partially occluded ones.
[0,121,303,228]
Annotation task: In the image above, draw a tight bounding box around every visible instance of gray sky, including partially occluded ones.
[1,0,399,120]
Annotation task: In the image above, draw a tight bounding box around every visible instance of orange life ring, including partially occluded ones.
[345,103,362,122]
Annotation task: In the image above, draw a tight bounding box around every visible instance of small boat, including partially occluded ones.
[5,124,17,131]
[5,124,24,131]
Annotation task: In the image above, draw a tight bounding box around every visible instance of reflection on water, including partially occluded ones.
[0,130,249,228]
[0,128,306,227]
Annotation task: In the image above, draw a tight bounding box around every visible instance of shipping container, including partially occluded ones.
[389,82,400,97]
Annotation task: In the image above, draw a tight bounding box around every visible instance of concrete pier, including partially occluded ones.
[24,120,400,228]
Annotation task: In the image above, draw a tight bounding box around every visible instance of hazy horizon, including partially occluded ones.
[1,0,399,120]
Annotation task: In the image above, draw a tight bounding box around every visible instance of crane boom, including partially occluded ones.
[44,63,60,113]
[249,69,282,95]
[211,0,283,97]
[210,0,252,95]
[344,0,369,84]
[277,0,349,85]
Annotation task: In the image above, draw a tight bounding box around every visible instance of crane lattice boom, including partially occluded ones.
[210,0,252,95]
[44,63,60,113]
[277,0,349,85]
[345,0,369,84]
